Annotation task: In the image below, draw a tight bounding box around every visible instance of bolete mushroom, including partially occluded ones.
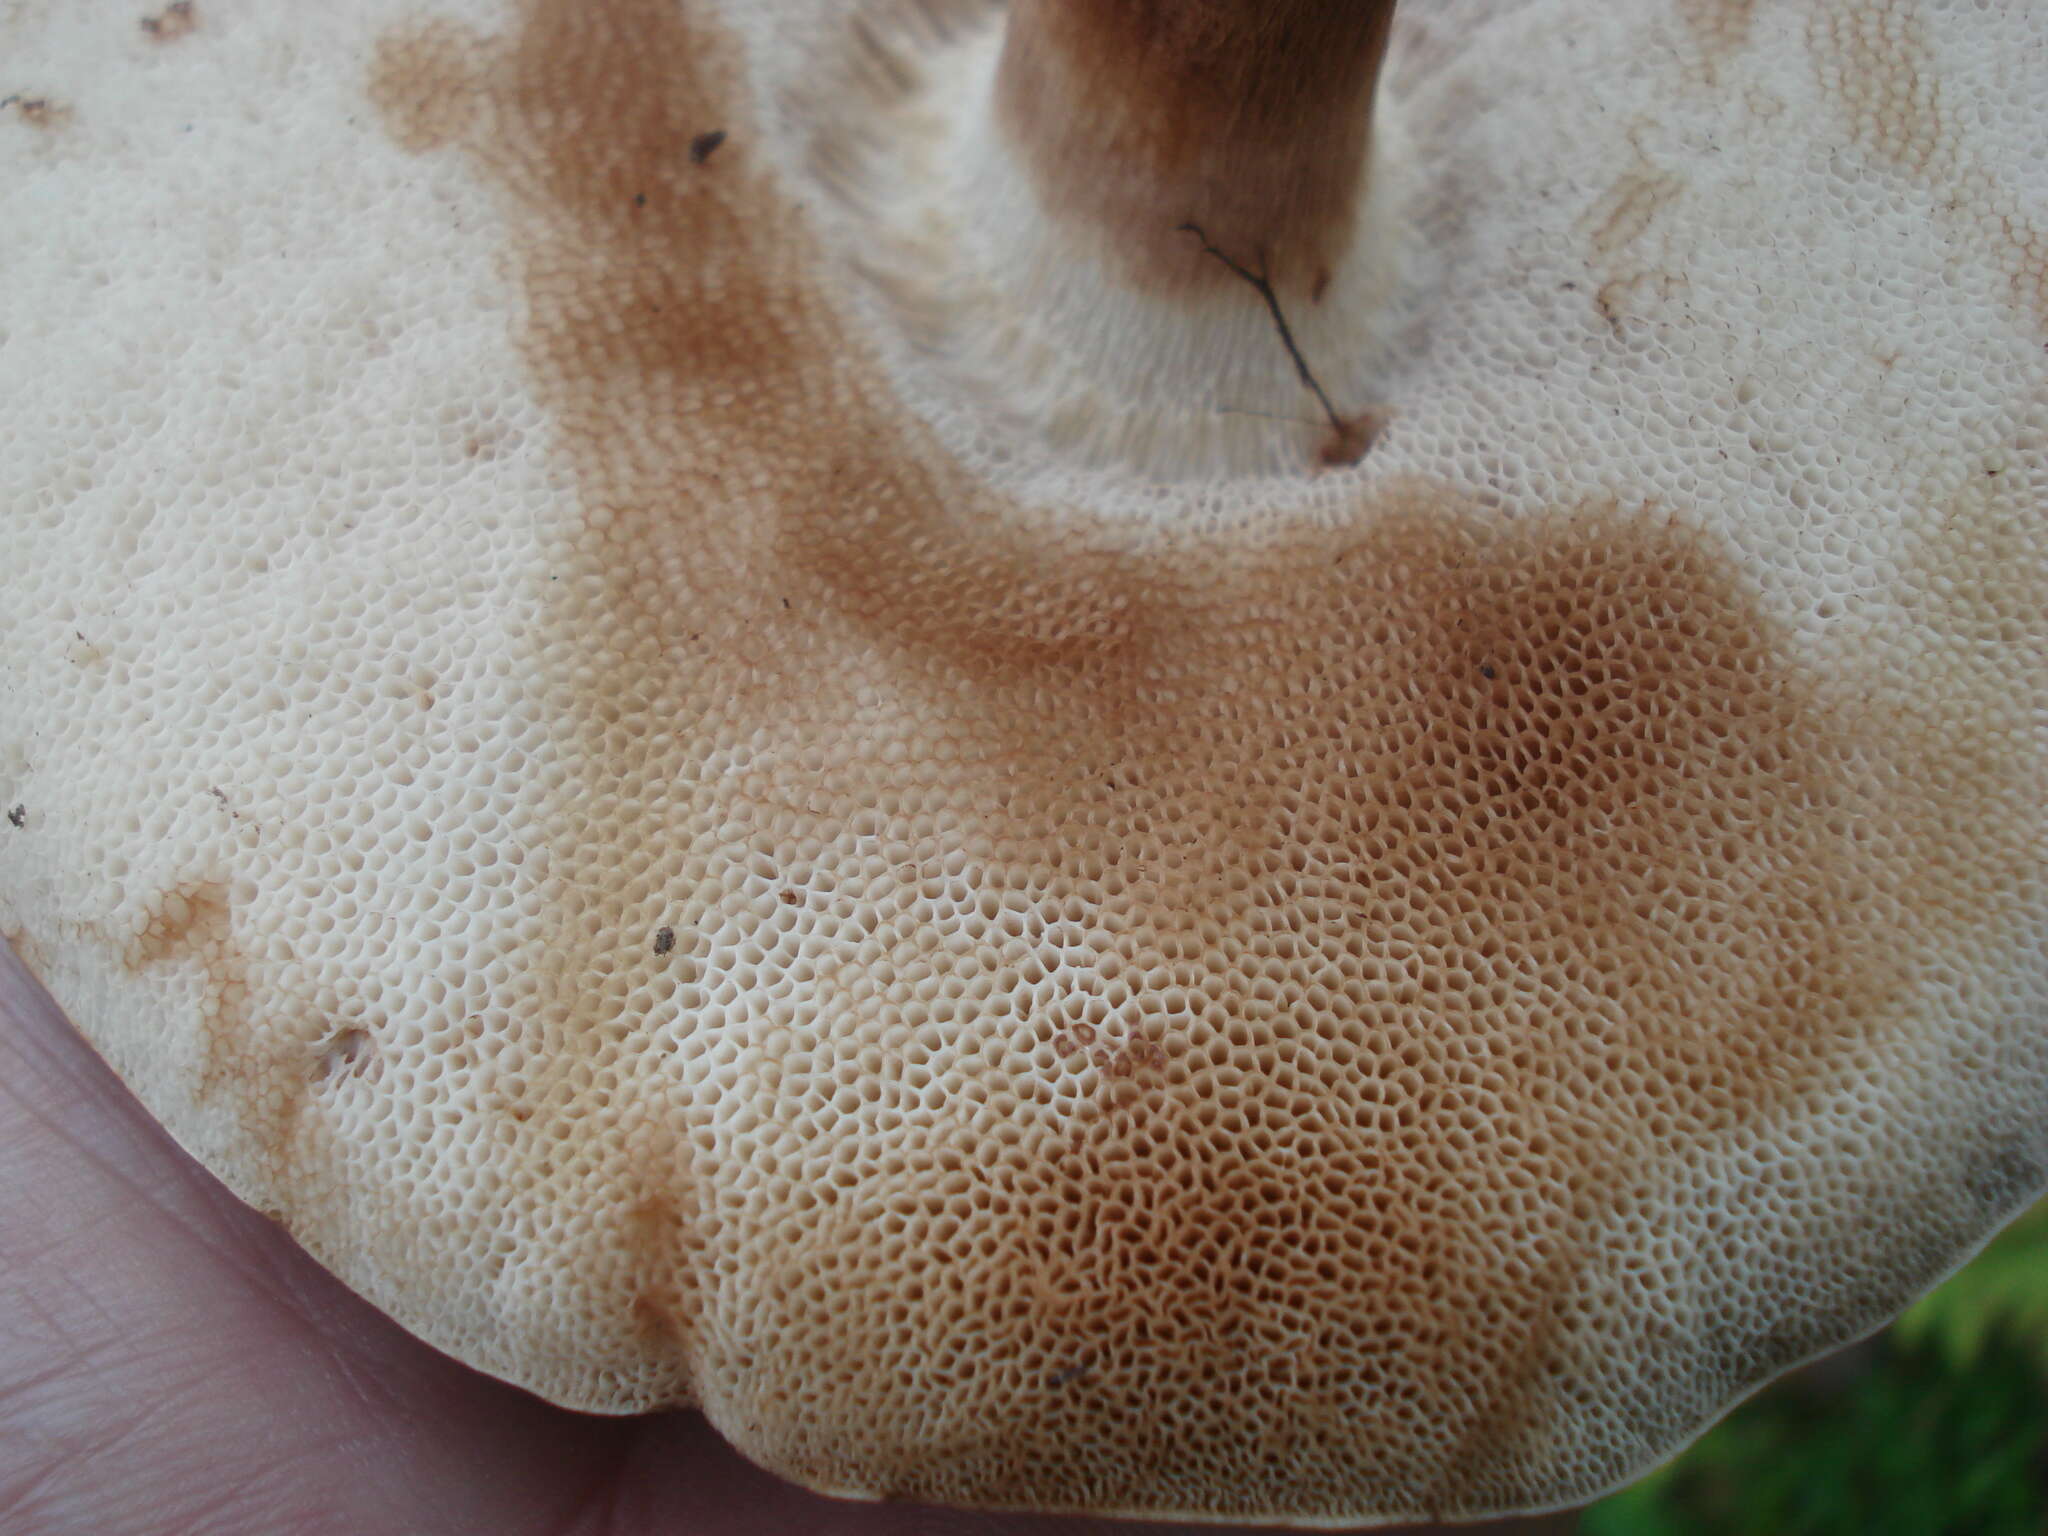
[3,0,2045,1525]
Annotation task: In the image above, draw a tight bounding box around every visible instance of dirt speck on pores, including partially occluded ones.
[140,1,199,42]
[2,94,71,130]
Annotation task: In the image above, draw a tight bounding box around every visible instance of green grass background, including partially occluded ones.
[1575,1198,2048,1535]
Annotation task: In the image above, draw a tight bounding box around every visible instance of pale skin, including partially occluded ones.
[0,944,1574,1536]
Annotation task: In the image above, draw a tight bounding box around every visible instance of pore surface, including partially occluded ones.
[3,0,2045,1524]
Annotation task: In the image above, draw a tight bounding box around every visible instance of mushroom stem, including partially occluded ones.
[995,0,1399,299]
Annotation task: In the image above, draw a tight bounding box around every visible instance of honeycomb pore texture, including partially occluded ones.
[2,0,2045,1525]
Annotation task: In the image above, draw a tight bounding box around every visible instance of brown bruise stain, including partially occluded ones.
[1,926,44,977]
[1887,467,2048,921]
[618,1123,705,1396]
[132,879,232,970]
[370,0,2036,1520]
[783,507,1944,1516]
[1810,3,2048,333]
[1674,0,1757,85]
[120,880,334,1195]
[127,881,255,1101]
[1813,3,1946,179]
[1580,152,1685,336]
[1594,270,1687,336]
[994,0,1396,298]
[1583,162,1683,265]
[127,883,249,1099]
[368,19,484,154]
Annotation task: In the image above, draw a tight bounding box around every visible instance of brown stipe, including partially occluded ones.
[996,0,1398,295]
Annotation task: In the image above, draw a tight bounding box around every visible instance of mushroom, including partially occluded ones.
[3,0,2044,1525]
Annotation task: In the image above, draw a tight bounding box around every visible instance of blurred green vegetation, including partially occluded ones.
[1577,1198,2048,1536]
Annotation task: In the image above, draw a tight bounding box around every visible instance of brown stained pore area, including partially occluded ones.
[124,881,284,1138]
[1812,3,2048,330]
[366,19,483,154]
[996,0,1396,297]
[1675,0,1758,84]
[769,505,1934,1516]
[130,881,246,1089]
[371,0,2016,1518]
[123,875,362,1209]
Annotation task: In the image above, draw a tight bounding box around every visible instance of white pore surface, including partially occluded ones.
[4,0,2046,1525]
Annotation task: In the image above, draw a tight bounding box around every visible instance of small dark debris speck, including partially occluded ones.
[140,0,197,41]
[4,96,64,129]
[1481,664,1497,680]
[653,926,675,955]
[633,192,647,208]
[689,129,726,164]
[6,805,24,829]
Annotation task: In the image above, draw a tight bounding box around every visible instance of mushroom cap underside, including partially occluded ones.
[3,0,2046,1523]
